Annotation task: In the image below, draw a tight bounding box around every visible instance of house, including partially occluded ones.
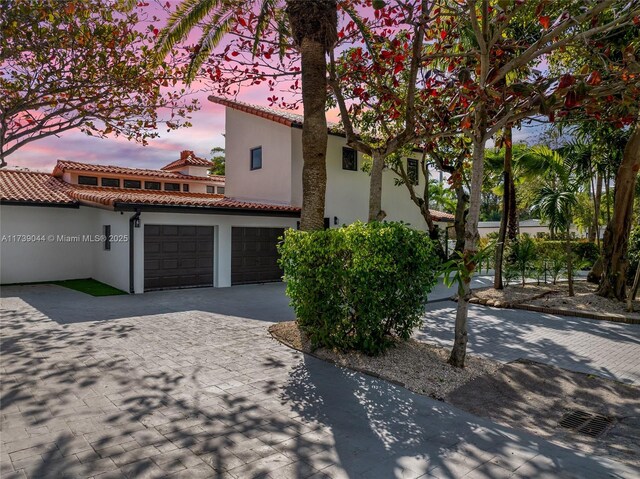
[0,100,453,294]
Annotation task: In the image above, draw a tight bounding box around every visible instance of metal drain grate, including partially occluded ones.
[558,409,614,437]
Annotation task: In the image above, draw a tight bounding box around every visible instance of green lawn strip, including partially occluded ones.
[2,278,127,296]
[52,278,127,296]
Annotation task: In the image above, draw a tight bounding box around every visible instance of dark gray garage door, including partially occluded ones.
[144,225,214,291]
[231,227,284,285]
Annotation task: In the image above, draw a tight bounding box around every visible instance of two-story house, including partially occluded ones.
[0,100,452,294]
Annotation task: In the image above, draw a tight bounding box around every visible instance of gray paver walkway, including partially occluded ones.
[419,301,640,385]
[1,284,638,478]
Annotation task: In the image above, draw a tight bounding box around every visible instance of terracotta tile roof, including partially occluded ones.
[430,210,454,222]
[68,185,301,213]
[162,150,212,171]
[0,169,77,206]
[209,96,346,135]
[53,160,224,183]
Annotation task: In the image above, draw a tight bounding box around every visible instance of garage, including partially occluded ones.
[231,227,285,285]
[144,225,214,291]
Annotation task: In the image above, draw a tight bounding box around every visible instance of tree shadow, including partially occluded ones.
[0,282,296,324]
[418,301,640,384]
[1,290,637,478]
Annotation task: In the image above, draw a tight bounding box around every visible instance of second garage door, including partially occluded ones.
[231,227,285,285]
[144,225,214,291]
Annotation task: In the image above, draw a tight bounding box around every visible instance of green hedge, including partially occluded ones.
[278,221,439,355]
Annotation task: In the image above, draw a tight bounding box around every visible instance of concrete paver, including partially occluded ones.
[419,300,640,384]
[1,284,638,478]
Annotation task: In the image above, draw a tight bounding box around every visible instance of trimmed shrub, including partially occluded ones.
[278,221,439,355]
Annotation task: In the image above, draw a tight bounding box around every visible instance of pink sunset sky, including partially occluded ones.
[7,2,540,173]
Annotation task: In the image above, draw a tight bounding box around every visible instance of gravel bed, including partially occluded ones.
[472,282,640,319]
[269,321,500,400]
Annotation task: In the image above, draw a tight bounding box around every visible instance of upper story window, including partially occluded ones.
[216,186,225,195]
[78,175,98,186]
[342,147,357,171]
[407,158,419,186]
[164,182,180,191]
[145,181,161,190]
[206,186,215,194]
[101,178,120,188]
[250,146,262,170]
[123,179,141,189]
[182,184,189,192]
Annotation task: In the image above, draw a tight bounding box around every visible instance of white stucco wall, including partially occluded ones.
[91,210,132,292]
[0,205,95,284]
[0,204,297,293]
[224,109,293,204]
[292,132,442,232]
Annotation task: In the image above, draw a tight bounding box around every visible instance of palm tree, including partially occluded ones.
[486,144,563,289]
[532,186,578,296]
[156,0,338,230]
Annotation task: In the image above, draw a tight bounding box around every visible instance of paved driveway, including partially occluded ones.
[1,284,638,478]
[419,302,640,385]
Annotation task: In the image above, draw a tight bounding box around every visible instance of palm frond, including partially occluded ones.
[156,0,226,60]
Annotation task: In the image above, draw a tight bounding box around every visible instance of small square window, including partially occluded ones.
[145,181,161,190]
[164,182,180,191]
[342,147,357,171]
[407,158,419,186]
[78,175,98,186]
[251,147,262,170]
[123,179,141,189]
[216,186,225,195]
[182,184,189,192]
[103,225,111,251]
[206,186,215,194]
[101,177,120,188]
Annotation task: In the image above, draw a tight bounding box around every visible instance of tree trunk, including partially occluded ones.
[628,263,640,312]
[566,221,574,297]
[494,127,513,289]
[298,38,328,231]
[507,176,518,240]
[597,123,640,300]
[454,186,468,255]
[593,172,602,246]
[450,138,485,368]
[368,151,386,222]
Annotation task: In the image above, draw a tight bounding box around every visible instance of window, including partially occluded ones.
[206,186,215,194]
[342,147,357,171]
[145,181,161,190]
[101,178,120,188]
[182,184,189,192]
[250,146,262,170]
[78,175,98,186]
[103,225,111,251]
[123,179,141,189]
[216,186,225,195]
[407,158,419,186]
[164,182,180,191]
[324,217,331,230]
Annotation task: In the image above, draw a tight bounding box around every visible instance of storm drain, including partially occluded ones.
[558,409,614,437]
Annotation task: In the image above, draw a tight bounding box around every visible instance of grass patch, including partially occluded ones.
[2,278,127,296]
[53,278,127,296]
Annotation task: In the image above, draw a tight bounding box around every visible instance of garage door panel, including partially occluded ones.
[144,225,214,291]
[231,227,284,285]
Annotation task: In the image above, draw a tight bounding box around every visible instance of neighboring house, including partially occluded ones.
[477,219,580,238]
[0,101,453,294]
